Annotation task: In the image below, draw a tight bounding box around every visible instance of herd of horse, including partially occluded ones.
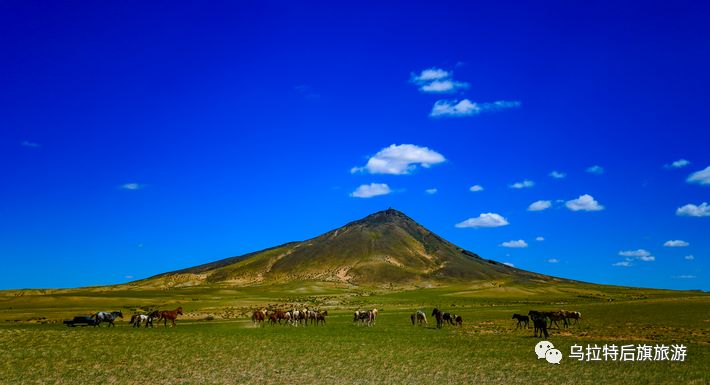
[92,307,183,328]
[410,308,463,328]
[87,306,581,337]
[251,308,331,326]
[512,310,582,338]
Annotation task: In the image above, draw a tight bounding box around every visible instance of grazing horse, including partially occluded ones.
[316,310,328,326]
[528,311,549,338]
[431,308,444,329]
[371,309,379,325]
[512,313,529,329]
[453,314,463,326]
[412,310,427,326]
[157,307,183,328]
[354,310,374,326]
[251,310,265,327]
[442,312,455,326]
[92,311,123,327]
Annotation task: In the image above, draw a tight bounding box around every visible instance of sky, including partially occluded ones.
[1,1,708,290]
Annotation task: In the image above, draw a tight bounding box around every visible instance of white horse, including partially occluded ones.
[92,311,123,327]
[416,310,427,326]
[130,314,155,328]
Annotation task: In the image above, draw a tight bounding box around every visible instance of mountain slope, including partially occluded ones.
[139,209,563,287]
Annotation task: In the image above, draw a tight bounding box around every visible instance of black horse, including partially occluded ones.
[528,310,548,338]
[512,313,529,329]
[442,312,456,326]
[431,308,444,329]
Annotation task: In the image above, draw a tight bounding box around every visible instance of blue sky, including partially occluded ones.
[1,1,708,290]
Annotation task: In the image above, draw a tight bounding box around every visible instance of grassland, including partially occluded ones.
[1,281,709,384]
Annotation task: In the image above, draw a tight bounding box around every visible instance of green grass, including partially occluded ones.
[0,283,709,384]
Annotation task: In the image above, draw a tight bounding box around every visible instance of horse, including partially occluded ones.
[453,314,463,326]
[273,309,286,324]
[145,310,160,328]
[316,310,328,326]
[543,311,568,329]
[307,309,318,325]
[268,312,279,326]
[157,307,183,328]
[298,309,308,326]
[431,308,444,329]
[251,310,265,327]
[371,308,379,325]
[92,311,123,327]
[414,310,427,326]
[563,310,581,325]
[528,311,549,338]
[512,313,529,329]
[129,314,152,328]
[442,312,455,326]
[354,310,373,326]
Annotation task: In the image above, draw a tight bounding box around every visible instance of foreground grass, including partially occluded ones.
[1,293,709,385]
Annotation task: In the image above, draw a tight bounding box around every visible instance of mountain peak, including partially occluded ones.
[145,209,561,287]
[357,208,412,225]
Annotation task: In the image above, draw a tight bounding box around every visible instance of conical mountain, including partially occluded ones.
[142,209,560,287]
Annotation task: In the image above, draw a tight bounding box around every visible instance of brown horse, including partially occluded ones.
[157,307,183,328]
[273,309,287,325]
[316,310,328,326]
[251,310,265,326]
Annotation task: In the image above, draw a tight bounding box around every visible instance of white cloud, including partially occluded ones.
[672,275,696,279]
[469,184,484,192]
[410,67,469,93]
[665,159,690,169]
[613,261,632,267]
[124,275,134,279]
[350,183,391,198]
[21,140,40,148]
[455,213,509,228]
[420,80,469,93]
[410,68,450,83]
[676,202,710,217]
[429,99,520,118]
[618,249,655,262]
[351,144,446,175]
[425,188,438,195]
[684,255,695,261]
[619,249,651,258]
[510,179,534,189]
[586,165,604,175]
[565,194,604,211]
[664,240,689,247]
[121,183,143,190]
[549,171,566,179]
[547,258,559,263]
[535,236,545,241]
[528,200,552,211]
[503,262,515,267]
[687,166,710,185]
[500,239,528,248]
